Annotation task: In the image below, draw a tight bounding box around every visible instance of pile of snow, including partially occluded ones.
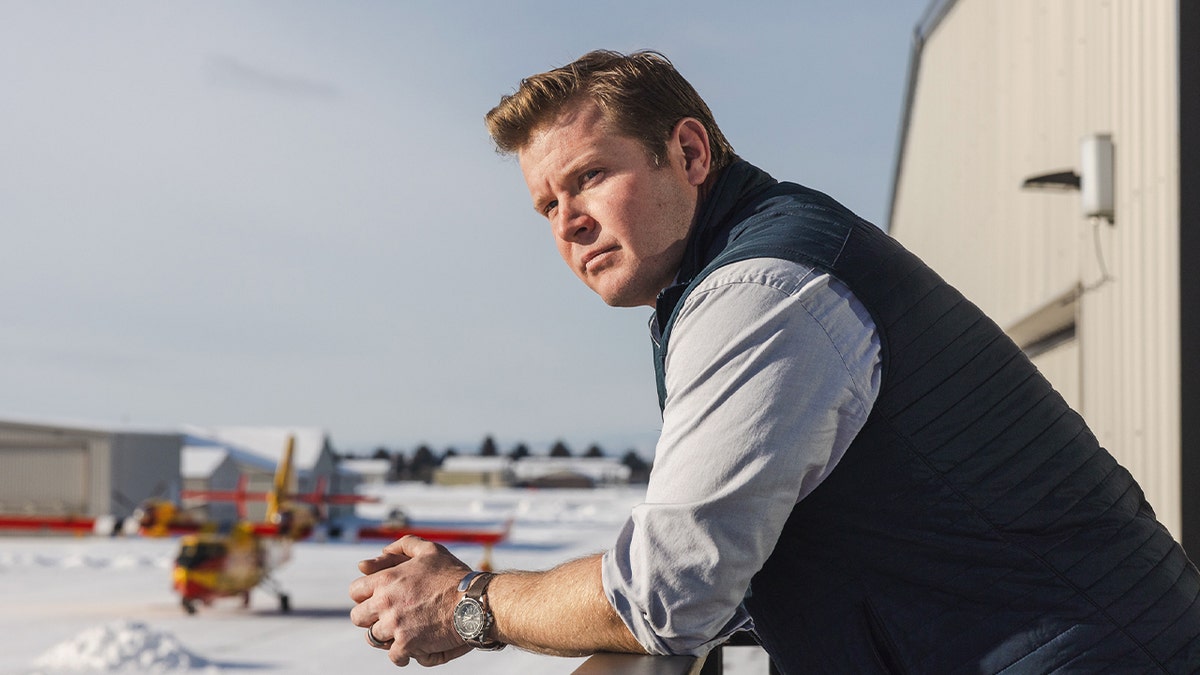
[30,621,216,673]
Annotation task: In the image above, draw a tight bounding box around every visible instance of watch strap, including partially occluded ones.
[458,570,485,593]
[462,572,505,650]
[465,571,494,600]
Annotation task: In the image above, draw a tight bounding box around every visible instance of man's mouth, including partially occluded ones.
[582,246,617,273]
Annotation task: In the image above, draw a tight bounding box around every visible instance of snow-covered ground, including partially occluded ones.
[0,484,768,674]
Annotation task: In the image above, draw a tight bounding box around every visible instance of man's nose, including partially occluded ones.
[554,199,596,242]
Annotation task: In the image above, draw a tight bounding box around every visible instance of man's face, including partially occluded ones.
[518,100,702,308]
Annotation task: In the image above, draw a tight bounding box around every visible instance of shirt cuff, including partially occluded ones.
[600,525,752,656]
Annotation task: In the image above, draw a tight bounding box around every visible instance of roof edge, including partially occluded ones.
[885,0,961,233]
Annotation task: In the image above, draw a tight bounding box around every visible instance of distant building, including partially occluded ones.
[512,457,631,487]
[181,426,353,520]
[889,0,1198,544]
[433,455,633,488]
[0,417,181,522]
[180,442,275,523]
[434,456,513,487]
[0,418,368,528]
[339,458,392,488]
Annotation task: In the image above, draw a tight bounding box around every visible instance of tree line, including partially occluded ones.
[338,435,651,483]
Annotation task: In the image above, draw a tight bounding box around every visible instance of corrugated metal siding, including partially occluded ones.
[0,422,182,519]
[0,423,104,515]
[891,0,1182,534]
[0,445,89,513]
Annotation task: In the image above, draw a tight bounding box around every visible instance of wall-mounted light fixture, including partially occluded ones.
[1021,133,1115,223]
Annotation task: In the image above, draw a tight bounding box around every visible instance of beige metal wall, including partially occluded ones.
[0,423,109,515]
[0,445,90,513]
[891,0,1182,534]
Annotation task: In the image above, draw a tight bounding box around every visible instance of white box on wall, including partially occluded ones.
[1081,134,1115,220]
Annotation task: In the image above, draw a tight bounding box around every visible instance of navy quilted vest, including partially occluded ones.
[653,162,1200,673]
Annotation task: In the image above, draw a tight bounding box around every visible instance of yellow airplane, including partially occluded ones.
[164,436,313,614]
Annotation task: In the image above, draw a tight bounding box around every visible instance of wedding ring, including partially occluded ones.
[366,624,393,648]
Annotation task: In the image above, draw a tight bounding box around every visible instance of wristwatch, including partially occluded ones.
[452,571,506,651]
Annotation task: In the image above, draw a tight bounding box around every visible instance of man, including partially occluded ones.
[350,50,1200,672]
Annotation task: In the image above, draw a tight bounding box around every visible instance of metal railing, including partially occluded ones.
[570,652,701,675]
[570,632,779,675]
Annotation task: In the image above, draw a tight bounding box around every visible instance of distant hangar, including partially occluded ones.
[0,418,351,528]
[0,418,181,526]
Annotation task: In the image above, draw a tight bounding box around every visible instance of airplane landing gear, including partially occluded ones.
[261,575,291,613]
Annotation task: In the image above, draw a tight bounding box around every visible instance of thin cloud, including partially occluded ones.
[206,55,340,100]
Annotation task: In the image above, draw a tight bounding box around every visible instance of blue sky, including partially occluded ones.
[1,1,931,455]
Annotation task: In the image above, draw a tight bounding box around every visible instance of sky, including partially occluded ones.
[1,1,933,456]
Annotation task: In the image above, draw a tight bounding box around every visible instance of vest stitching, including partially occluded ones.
[878,417,1170,670]
[885,459,1112,672]
[957,403,1072,491]
[982,426,1093,521]
[1120,550,1193,627]
[877,273,947,335]
[883,300,962,364]
[1097,525,1175,602]
[837,306,1170,668]
[1093,546,1189,672]
[1052,468,1143,562]
[888,321,1005,423]
[1160,581,1200,664]
[921,371,1049,469]
[1001,439,1107,527]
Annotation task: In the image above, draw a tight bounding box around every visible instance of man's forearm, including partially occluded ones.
[488,553,647,657]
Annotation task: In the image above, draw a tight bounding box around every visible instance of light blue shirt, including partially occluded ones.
[601,257,882,656]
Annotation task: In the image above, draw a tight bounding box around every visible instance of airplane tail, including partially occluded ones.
[266,435,296,524]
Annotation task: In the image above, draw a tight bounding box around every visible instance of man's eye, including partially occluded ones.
[582,169,601,183]
[543,200,558,216]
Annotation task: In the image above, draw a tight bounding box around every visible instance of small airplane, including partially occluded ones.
[171,521,285,614]
[140,436,512,612]
[150,435,319,614]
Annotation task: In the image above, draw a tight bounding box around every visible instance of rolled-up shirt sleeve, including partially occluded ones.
[601,258,881,656]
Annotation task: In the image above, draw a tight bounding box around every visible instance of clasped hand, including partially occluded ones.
[349,535,475,667]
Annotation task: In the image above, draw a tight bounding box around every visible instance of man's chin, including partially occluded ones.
[596,288,653,309]
[587,277,657,308]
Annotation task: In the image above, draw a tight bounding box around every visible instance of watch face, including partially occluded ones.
[453,598,486,639]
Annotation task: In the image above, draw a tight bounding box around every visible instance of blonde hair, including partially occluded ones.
[485,50,736,171]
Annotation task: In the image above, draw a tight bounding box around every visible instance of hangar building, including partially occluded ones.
[0,418,181,523]
[889,0,1198,545]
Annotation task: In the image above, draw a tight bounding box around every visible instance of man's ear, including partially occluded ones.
[672,117,712,187]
